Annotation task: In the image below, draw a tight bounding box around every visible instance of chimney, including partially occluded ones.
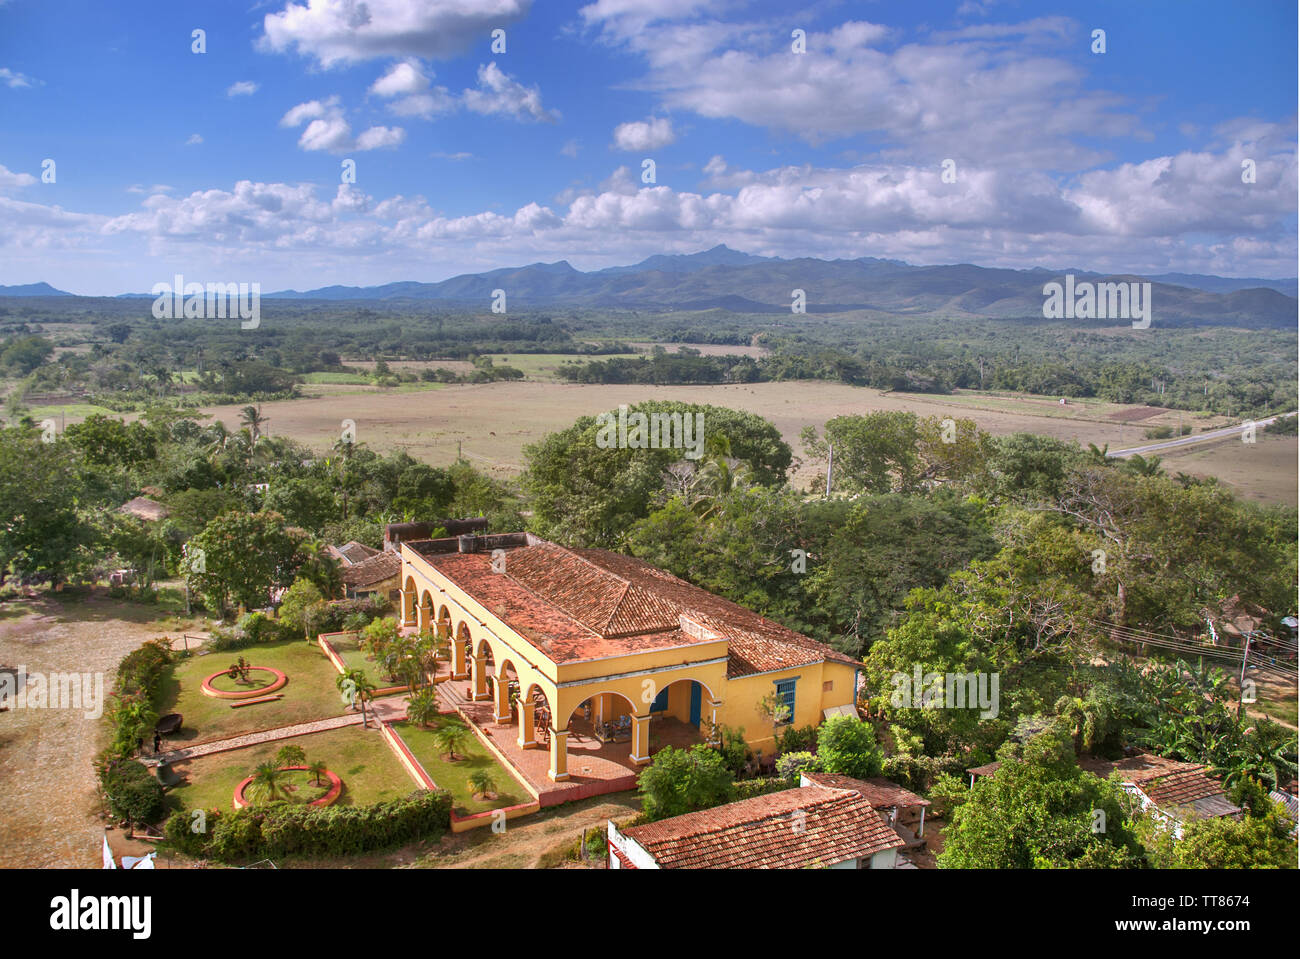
[458,534,477,553]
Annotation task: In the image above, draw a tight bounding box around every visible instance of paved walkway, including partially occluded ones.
[153,712,369,765]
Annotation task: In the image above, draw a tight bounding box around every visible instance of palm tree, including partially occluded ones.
[433,721,474,761]
[407,690,439,728]
[275,744,306,768]
[467,769,496,799]
[337,669,377,727]
[1122,453,1163,477]
[1086,442,1110,466]
[306,760,329,787]
[246,761,284,803]
[240,405,267,442]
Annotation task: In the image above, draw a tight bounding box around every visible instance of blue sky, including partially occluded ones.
[0,0,1295,294]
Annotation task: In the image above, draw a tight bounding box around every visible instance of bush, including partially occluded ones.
[880,754,967,792]
[163,808,220,857]
[184,790,451,862]
[777,724,817,755]
[775,750,822,784]
[816,715,884,780]
[732,777,795,802]
[99,759,166,828]
[236,610,292,644]
[638,746,735,822]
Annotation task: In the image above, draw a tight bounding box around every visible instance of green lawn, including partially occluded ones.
[485,352,638,381]
[156,639,348,746]
[301,371,372,384]
[392,717,527,816]
[166,725,419,812]
[323,632,405,694]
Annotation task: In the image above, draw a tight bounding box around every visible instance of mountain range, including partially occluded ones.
[4,247,1297,327]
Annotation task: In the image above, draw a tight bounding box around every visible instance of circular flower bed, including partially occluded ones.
[233,766,343,810]
[200,666,288,699]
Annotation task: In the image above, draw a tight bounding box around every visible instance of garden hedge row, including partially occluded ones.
[164,789,452,862]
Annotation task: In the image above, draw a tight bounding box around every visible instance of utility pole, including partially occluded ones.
[1237,632,1253,717]
[825,442,834,498]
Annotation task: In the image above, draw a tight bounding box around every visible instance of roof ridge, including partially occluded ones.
[635,787,864,844]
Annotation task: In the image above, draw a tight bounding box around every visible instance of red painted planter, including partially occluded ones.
[233,765,343,810]
[201,666,288,699]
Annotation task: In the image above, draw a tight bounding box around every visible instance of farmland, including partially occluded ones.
[179,378,1294,505]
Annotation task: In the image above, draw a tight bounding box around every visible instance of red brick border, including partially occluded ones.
[232,765,342,809]
[201,666,288,699]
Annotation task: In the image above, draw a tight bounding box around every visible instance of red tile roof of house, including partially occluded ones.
[621,785,904,869]
[341,551,401,588]
[802,772,930,809]
[330,540,380,566]
[412,538,858,675]
[1079,753,1241,820]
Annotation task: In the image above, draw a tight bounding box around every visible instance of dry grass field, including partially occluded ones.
[189,380,1292,504]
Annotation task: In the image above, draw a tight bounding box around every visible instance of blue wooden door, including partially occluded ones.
[689,682,702,727]
[651,686,669,712]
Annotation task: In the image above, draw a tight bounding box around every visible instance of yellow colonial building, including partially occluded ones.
[398,532,860,782]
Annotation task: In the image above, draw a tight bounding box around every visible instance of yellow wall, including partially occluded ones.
[718,660,858,757]
[401,547,858,755]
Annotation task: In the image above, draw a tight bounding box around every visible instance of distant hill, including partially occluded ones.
[0,282,71,296]
[4,249,1297,327]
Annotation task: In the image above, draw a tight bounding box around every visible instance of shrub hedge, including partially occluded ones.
[163,789,452,862]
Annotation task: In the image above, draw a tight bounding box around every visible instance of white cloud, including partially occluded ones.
[185,133,204,146]
[462,62,557,122]
[226,81,259,97]
[260,0,532,67]
[280,96,404,152]
[355,125,405,150]
[369,62,455,119]
[0,164,37,191]
[611,116,676,151]
[560,139,581,158]
[0,67,38,88]
[9,124,1294,286]
[590,14,1135,169]
[369,60,427,97]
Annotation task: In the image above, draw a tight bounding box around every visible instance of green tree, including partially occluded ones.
[0,427,96,585]
[407,690,439,727]
[275,744,307,768]
[246,761,284,803]
[637,745,736,821]
[815,715,884,780]
[938,731,1144,869]
[467,769,496,799]
[184,510,306,615]
[433,720,474,761]
[278,577,326,640]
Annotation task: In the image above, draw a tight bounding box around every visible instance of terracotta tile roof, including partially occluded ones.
[802,772,930,809]
[1137,767,1232,810]
[341,551,401,588]
[412,538,858,675]
[1084,754,1240,820]
[621,785,903,869]
[330,540,380,566]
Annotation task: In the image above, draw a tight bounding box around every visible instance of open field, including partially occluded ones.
[176,380,1292,504]
[166,724,416,812]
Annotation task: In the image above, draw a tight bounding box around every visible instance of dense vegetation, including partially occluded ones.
[1,298,1293,417]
